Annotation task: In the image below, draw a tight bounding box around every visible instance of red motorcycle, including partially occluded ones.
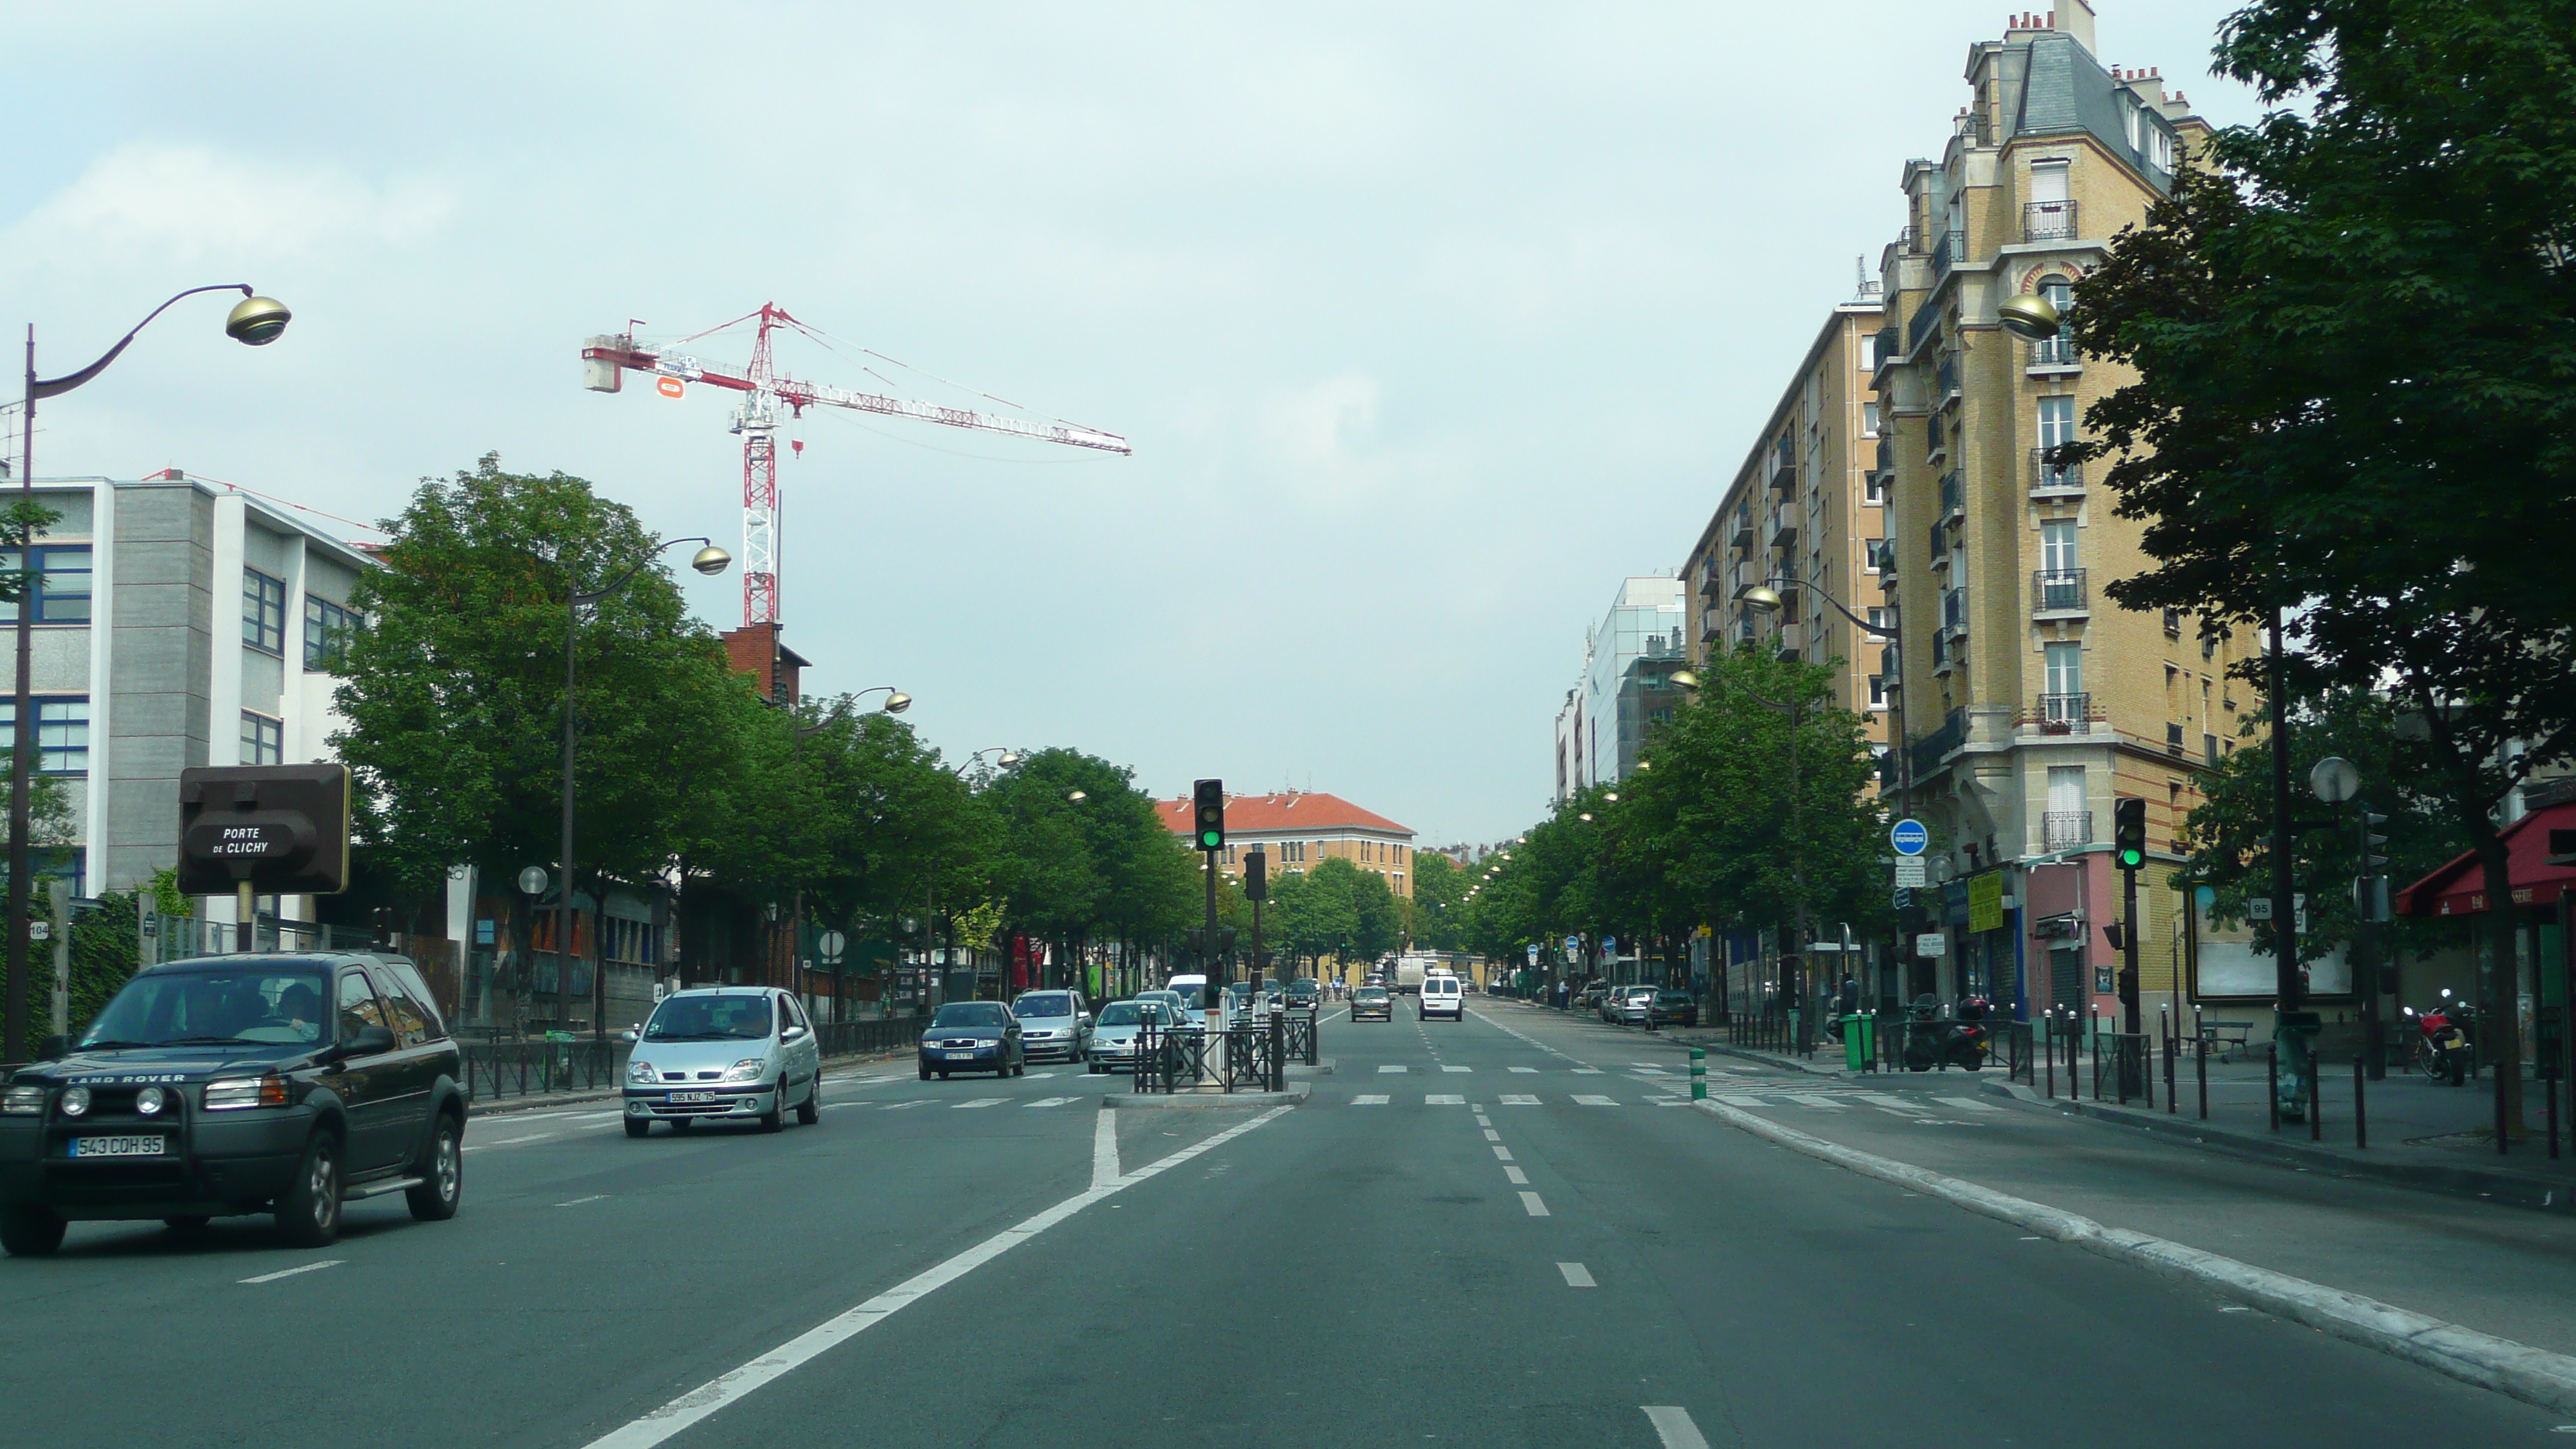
[2405,990,2474,1086]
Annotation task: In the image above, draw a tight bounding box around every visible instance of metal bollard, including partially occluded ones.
[2309,1057,2322,1142]
[2267,1046,2280,1133]
[2353,1054,2367,1150]
[1690,1047,1707,1101]
[2197,1036,2208,1120]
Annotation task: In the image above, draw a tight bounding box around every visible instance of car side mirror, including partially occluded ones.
[783,1024,807,1042]
[35,1033,67,1061]
[621,1029,640,1044]
[344,1024,396,1057]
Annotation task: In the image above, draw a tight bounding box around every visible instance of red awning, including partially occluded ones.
[2396,800,2576,918]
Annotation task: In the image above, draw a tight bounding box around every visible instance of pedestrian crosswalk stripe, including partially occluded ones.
[1933,1095,2003,1113]
[1574,1094,1619,1107]
[1716,1094,1769,1107]
[1571,1068,1604,1075]
[1509,1066,1539,1074]
[1853,1091,1931,1114]
[1426,1094,1465,1105]
[1353,1094,1389,1105]
[953,1098,1006,1109]
[1023,1097,1077,1108]
[1440,1065,1472,1073]
[1378,1065,1408,1074]
[1499,1094,1540,1105]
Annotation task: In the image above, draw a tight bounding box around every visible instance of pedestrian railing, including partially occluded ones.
[1129,1019,1288,1094]
[815,1017,931,1058]
[1284,1010,1320,1066]
[461,1015,929,1104]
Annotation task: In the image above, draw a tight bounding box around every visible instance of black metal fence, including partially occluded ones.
[461,1014,930,1105]
[1129,1016,1295,1094]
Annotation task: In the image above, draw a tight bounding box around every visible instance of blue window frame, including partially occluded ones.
[303,594,359,668]
[0,546,92,625]
[244,568,286,653]
[0,696,90,773]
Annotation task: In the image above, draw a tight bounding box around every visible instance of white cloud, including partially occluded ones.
[2,143,453,272]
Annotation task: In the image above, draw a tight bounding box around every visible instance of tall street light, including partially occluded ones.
[5,286,289,1063]
[557,538,730,1039]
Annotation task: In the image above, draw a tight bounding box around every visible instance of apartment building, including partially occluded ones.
[1872,2,2238,1017]
[1153,790,1416,899]
[1552,576,1690,803]
[1685,299,1891,759]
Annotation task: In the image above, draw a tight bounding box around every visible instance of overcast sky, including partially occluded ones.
[2,2,2264,847]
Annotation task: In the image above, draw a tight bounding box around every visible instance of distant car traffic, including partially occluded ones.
[1284,978,1321,1011]
[1084,1000,1177,1073]
[1613,985,1660,1026]
[1420,974,1464,1021]
[624,988,824,1137]
[1136,988,1201,1033]
[918,1002,1025,1080]
[1350,985,1394,1022]
[1,952,466,1255]
[1009,991,1091,1064]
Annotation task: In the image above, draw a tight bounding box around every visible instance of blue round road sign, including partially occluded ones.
[1890,819,1929,857]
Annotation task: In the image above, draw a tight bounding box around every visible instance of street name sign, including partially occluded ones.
[1889,819,1929,857]
[176,763,351,896]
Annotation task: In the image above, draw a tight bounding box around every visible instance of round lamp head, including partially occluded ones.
[1066,789,1088,803]
[1998,291,2062,341]
[689,546,733,576]
[224,296,291,345]
[882,691,912,714]
[1735,584,1783,615]
[999,750,1023,768]
[1669,670,1701,690]
[517,865,549,896]
[1578,812,1593,823]
[2307,755,2360,804]
[1604,791,1619,802]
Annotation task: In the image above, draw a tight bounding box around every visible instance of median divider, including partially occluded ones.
[1690,1096,2576,1416]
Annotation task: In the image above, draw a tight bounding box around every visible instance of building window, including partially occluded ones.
[304,594,359,668]
[0,697,88,773]
[244,569,286,654]
[1867,672,1886,707]
[1863,538,1886,574]
[241,711,283,766]
[0,545,92,625]
[1862,401,1881,437]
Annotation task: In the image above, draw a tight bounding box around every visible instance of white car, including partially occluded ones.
[622,988,824,1136]
[1420,974,1464,1021]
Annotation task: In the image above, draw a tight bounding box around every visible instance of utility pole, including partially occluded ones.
[2266,608,2312,1122]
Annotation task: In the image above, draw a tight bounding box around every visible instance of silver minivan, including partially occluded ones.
[1009,989,1091,1064]
[621,988,824,1136]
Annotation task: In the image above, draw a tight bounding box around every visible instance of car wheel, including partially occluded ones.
[758,1091,785,1133]
[624,1118,651,1138]
[920,1064,933,1081]
[406,1112,464,1221]
[0,1204,65,1257]
[276,1132,344,1249]
[796,1079,820,1126]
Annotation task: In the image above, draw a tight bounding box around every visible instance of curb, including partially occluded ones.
[1691,1097,2576,1415]
[1102,1084,1308,1110]
[1985,1081,2573,1215]
[1286,1058,1337,1077]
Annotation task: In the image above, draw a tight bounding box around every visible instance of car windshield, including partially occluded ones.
[1355,987,1387,999]
[1014,992,1075,1019]
[80,966,332,1048]
[1658,991,1690,1003]
[932,1002,1009,1029]
[1098,1002,1143,1027]
[644,995,773,1041]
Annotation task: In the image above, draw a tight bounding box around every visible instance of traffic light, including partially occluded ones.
[2112,796,2146,872]
[1193,778,1225,852]
[2362,812,2389,872]
[1244,848,1268,901]
[2102,920,2127,951]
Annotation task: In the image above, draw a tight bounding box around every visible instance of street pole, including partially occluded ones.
[8,329,40,1061]
[559,582,578,1036]
[2266,607,2307,1118]
[1201,845,1221,1068]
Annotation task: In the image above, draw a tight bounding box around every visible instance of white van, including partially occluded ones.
[1163,975,1211,1020]
[1420,973,1464,1021]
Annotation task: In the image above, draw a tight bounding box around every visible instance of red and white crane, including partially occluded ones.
[582,303,1130,625]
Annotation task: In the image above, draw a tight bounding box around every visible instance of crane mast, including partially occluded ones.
[581,303,1130,626]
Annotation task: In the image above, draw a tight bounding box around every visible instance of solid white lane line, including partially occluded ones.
[240,1260,341,1284]
[1091,1107,1119,1190]
[1571,1068,1604,1075]
[1505,1166,1530,1184]
[581,1106,1293,1449]
[881,1101,933,1110]
[1493,1146,1514,1161]
[952,1099,1006,1110]
[1558,1262,1595,1288]
[1353,1094,1389,1105]
[1573,1095,1619,1107]
[555,1195,609,1208]
[464,1133,555,1153]
[1519,1191,1550,1218]
[1642,1406,1711,1449]
[1499,1094,1540,1105]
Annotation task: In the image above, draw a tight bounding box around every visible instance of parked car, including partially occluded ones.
[1598,987,1629,1023]
[1085,1000,1177,1073]
[1577,982,1611,1016]
[1614,985,1660,1025]
[916,1002,1025,1080]
[1649,989,1699,1028]
[1009,990,1091,1064]
[1420,974,1465,1021]
[0,952,465,1256]
[1350,985,1394,1022]
[623,988,824,1136]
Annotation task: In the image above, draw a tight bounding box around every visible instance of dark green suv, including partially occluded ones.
[0,953,466,1256]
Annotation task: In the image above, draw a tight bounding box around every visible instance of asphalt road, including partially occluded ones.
[2,999,2564,1448]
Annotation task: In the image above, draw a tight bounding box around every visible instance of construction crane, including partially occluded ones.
[581,303,1130,625]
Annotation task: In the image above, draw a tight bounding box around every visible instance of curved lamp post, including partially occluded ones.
[851,685,912,714]
[557,538,729,1038]
[5,286,289,1060]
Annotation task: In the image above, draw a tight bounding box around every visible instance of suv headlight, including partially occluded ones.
[1,1084,44,1115]
[627,1058,659,1084]
[204,1073,289,1111]
[723,1058,767,1083]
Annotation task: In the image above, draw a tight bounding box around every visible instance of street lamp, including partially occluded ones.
[5,285,289,1060]
[555,537,729,1039]
[847,685,911,714]
[1065,790,1088,803]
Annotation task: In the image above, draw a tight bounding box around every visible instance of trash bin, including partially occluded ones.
[1844,1011,1875,1071]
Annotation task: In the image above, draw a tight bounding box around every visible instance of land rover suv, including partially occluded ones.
[0,953,467,1256]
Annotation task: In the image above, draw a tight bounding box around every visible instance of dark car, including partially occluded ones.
[0,953,466,1257]
[1649,990,1699,1028]
[1350,985,1393,1022]
[1284,979,1321,1012]
[918,1002,1024,1080]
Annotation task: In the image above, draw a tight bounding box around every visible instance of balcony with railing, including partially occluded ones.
[2022,200,2079,243]
[1872,326,1899,374]
[2027,334,2081,371]
[1930,228,1968,279]
[1906,298,1943,355]
[1940,587,1967,633]
[2032,567,2088,615]
[2042,810,2092,851]
[1938,469,1965,519]
[1934,351,1960,402]
[1910,707,1968,778]
[1875,436,1894,478]
[2030,447,2084,496]
[2019,692,2102,735]
[1927,520,1951,570]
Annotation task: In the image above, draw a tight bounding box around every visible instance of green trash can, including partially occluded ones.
[1843,1012,1875,1072]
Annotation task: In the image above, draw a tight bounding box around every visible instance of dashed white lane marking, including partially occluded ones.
[1500,1094,1540,1106]
[1024,1097,1078,1108]
[1573,1095,1619,1107]
[1505,1166,1530,1184]
[1378,1065,1409,1074]
[1091,1107,1119,1190]
[1572,1068,1604,1075]
[1508,1067,1540,1074]
[1643,1406,1711,1449]
[1933,1095,2003,1113]
[952,1099,1006,1110]
[465,1132,554,1153]
[1558,1262,1595,1288]
[1475,1117,1494,1127]
[881,1101,933,1110]
[1482,1129,1502,1142]
[1426,1094,1465,1105]
[240,1260,341,1284]
[1519,1191,1550,1217]
[555,1194,609,1208]
[1493,1145,1515,1162]
[1353,1094,1390,1105]
[580,1106,1293,1449]
[1440,1065,1472,1074]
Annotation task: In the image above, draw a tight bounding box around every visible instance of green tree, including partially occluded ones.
[1410,850,1471,950]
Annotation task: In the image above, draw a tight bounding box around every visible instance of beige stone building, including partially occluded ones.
[1872,2,2242,1019]
[1685,300,1891,759]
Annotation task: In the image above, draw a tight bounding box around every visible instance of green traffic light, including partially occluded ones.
[1201,831,1221,849]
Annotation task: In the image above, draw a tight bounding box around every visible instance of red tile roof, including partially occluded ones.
[1154,790,1413,839]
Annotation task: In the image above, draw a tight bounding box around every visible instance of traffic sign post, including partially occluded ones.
[1889,819,1928,857]
[178,764,352,954]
